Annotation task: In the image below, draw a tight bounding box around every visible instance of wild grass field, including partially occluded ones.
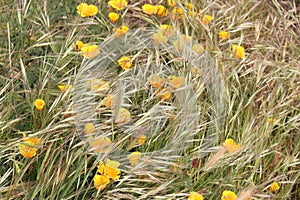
[0,0,299,199]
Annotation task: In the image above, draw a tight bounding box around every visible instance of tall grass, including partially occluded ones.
[0,0,299,199]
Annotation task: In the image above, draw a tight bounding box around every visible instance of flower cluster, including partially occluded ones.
[142,4,168,17]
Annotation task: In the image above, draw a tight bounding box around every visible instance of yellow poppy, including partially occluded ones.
[219,31,230,39]
[188,192,204,200]
[149,75,164,88]
[155,88,172,101]
[127,152,142,166]
[87,79,110,94]
[34,99,45,111]
[222,190,237,200]
[160,24,173,36]
[192,44,205,55]
[156,5,168,17]
[223,139,241,153]
[113,25,129,37]
[232,45,245,59]
[172,7,184,19]
[152,32,168,45]
[77,3,98,17]
[168,75,184,89]
[98,158,121,180]
[202,14,213,25]
[115,108,131,125]
[84,123,95,135]
[167,0,176,7]
[58,84,72,92]
[142,4,157,15]
[89,137,112,154]
[269,181,280,192]
[108,12,119,23]
[137,134,147,145]
[73,40,84,51]
[19,134,42,158]
[81,44,100,59]
[118,56,133,70]
[108,0,128,11]
[93,174,110,190]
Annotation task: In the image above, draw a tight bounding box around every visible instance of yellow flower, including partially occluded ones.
[188,11,197,17]
[118,56,133,70]
[168,75,184,89]
[156,5,168,17]
[34,99,45,111]
[188,191,204,200]
[81,44,100,59]
[87,79,110,94]
[185,3,194,10]
[150,75,164,88]
[127,152,142,166]
[192,44,205,55]
[108,12,119,23]
[137,134,147,145]
[174,34,192,52]
[89,137,112,153]
[223,139,241,153]
[167,0,176,7]
[152,32,168,45]
[84,123,95,135]
[232,45,245,59]
[172,7,184,19]
[155,88,172,101]
[113,25,129,37]
[108,0,128,11]
[76,3,98,17]
[142,4,157,15]
[267,117,277,123]
[115,108,131,125]
[93,174,110,190]
[219,31,230,39]
[73,40,84,51]
[160,24,173,36]
[222,190,237,200]
[269,181,280,192]
[98,158,121,180]
[58,84,72,92]
[19,134,42,158]
[202,14,213,25]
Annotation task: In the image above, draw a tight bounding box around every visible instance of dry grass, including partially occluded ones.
[0,0,299,199]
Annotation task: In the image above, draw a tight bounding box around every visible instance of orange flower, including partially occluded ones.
[172,7,184,19]
[232,45,245,59]
[34,99,45,111]
[202,14,213,25]
[108,12,119,23]
[219,31,230,39]
[81,44,100,59]
[188,191,204,200]
[76,3,98,17]
[127,152,142,166]
[118,56,133,70]
[98,158,121,180]
[93,174,110,190]
[19,134,42,158]
[108,0,128,11]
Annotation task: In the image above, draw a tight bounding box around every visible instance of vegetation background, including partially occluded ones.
[0,0,299,199]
